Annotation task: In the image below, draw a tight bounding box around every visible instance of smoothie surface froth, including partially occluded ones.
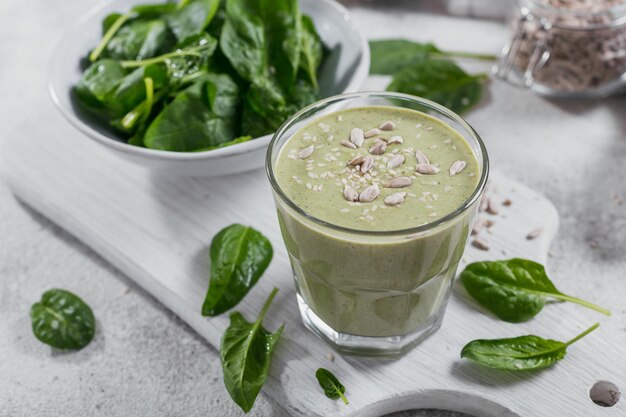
[274,106,480,232]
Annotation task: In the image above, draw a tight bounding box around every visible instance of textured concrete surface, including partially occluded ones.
[2,0,625,416]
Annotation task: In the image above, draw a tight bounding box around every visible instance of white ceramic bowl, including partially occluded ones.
[49,0,369,177]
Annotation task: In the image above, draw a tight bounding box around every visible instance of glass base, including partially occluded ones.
[297,293,447,357]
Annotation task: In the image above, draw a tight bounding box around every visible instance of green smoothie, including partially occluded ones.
[270,105,485,347]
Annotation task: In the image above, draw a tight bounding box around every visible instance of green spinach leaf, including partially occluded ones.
[461,323,599,371]
[74,59,127,110]
[315,368,349,405]
[106,19,173,61]
[221,288,284,413]
[144,73,240,151]
[220,0,268,82]
[202,224,273,316]
[262,0,302,89]
[387,59,487,114]
[299,15,323,89]
[369,39,440,75]
[165,0,220,43]
[461,258,611,323]
[30,289,96,350]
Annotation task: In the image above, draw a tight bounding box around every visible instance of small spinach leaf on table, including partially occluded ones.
[30,289,96,350]
[369,39,440,75]
[461,323,599,371]
[165,0,220,43]
[221,288,284,413]
[387,59,487,114]
[461,258,611,323]
[202,224,273,316]
[316,368,349,405]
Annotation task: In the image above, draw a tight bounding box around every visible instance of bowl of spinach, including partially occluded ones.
[49,0,369,176]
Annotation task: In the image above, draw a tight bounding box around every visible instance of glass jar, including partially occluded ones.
[496,0,626,97]
[266,92,489,356]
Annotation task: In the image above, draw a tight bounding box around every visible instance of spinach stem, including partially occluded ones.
[120,49,203,68]
[564,323,600,347]
[257,287,279,323]
[430,51,498,62]
[121,88,165,130]
[549,293,612,316]
[142,77,154,124]
[89,12,132,62]
[338,389,349,405]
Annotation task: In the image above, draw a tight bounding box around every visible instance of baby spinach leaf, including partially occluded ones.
[74,59,127,110]
[130,3,177,18]
[109,64,168,116]
[30,289,96,350]
[90,12,133,62]
[220,0,268,82]
[202,224,273,316]
[144,73,240,151]
[165,0,220,43]
[369,39,440,75]
[221,288,284,413]
[103,13,123,34]
[299,15,323,89]
[461,323,599,371]
[387,59,487,114]
[106,19,173,61]
[262,0,302,90]
[461,258,611,323]
[315,368,349,405]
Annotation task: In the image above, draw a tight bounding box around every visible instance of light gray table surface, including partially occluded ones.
[1,0,625,416]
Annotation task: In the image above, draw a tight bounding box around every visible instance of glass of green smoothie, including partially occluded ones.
[266,92,489,355]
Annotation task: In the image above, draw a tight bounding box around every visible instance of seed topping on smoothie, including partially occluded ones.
[276,106,480,231]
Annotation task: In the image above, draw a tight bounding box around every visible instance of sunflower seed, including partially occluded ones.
[298,145,315,159]
[364,128,381,138]
[471,238,490,251]
[369,141,386,155]
[360,156,374,173]
[486,198,499,215]
[348,156,365,167]
[503,198,512,206]
[359,184,380,202]
[449,160,467,176]
[341,140,357,149]
[350,128,364,147]
[384,176,412,188]
[415,149,430,165]
[384,192,407,206]
[416,164,440,175]
[343,185,359,202]
[526,228,543,240]
[387,135,403,145]
[379,120,396,131]
[387,154,405,169]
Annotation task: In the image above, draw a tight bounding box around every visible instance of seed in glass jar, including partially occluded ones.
[416,164,440,175]
[364,128,381,138]
[348,156,365,167]
[415,150,430,165]
[360,156,374,173]
[343,185,359,202]
[384,192,407,206]
[369,141,386,155]
[387,135,403,145]
[359,184,380,202]
[350,128,365,147]
[298,145,315,159]
[379,120,396,131]
[384,176,413,188]
[341,140,357,149]
[387,154,405,169]
[449,160,467,176]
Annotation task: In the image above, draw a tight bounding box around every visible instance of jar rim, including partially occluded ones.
[523,0,626,29]
[265,91,490,238]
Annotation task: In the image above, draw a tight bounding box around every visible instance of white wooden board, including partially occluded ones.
[2,105,625,417]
